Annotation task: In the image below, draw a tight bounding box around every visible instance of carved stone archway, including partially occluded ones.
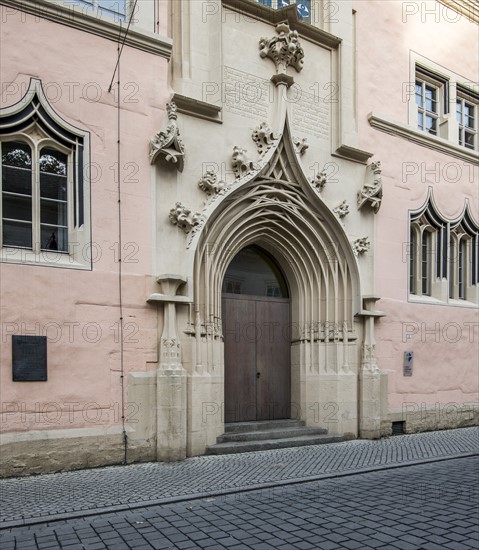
[182,125,364,454]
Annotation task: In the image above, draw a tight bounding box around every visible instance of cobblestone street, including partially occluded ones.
[0,428,478,548]
[0,455,478,549]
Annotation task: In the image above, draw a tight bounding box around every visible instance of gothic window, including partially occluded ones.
[0,79,91,269]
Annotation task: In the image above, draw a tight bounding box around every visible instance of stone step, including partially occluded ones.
[217,427,328,443]
[206,434,345,455]
[225,419,305,433]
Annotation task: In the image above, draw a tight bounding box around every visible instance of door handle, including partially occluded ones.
[256,372,261,379]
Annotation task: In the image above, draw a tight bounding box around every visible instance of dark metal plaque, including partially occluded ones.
[12,336,47,381]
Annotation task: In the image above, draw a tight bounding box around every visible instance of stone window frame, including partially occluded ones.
[409,191,479,306]
[456,86,478,150]
[408,54,479,153]
[0,79,92,270]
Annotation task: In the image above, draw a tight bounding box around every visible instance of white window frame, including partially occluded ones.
[408,54,479,154]
[456,90,478,150]
[0,79,91,270]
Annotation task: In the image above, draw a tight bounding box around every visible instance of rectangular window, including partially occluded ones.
[416,80,439,135]
[457,96,477,150]
[255,0,312,23]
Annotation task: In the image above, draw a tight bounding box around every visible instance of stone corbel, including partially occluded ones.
[150,101,185,172]
[358,160,382,213]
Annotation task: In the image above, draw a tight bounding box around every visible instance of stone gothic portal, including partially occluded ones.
[222,246,291,422]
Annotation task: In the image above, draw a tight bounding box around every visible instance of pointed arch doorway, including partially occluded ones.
[222,245,291,423]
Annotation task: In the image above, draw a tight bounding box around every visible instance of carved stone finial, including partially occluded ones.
[311,171,327,192]
[252,122,279,156]
[150,101,185,171]
[333,200,350,218]
[232,146,256,179]
[358,160,382,213]
[169,202,202,234]
[293,137,309,156]
[259,23,304,74]
[198,171,226,196]
[353,237,370,256]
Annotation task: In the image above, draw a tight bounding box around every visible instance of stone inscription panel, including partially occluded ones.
[12,335,47,381]
[292,89,330,139]
[223,66,271,120]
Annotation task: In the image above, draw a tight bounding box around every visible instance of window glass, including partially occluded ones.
[2,142,33,248]
[222,245,289,298]
[39,148,68,252]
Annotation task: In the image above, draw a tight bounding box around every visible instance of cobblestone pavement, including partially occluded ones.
[1,427,477,527]
[0,456,478,550]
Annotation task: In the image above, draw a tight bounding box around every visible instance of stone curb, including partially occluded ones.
[1,451,477,531]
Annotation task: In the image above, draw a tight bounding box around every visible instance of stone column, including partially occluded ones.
[358,296,386,439]
[148,275,189,461]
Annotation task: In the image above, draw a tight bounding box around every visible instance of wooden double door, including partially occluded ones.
[223,294,291,423]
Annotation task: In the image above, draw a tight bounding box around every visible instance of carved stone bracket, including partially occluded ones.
[150,101,185,172]
[198,170,226,196]
[352,237,370,256]
[259,22,304,74]
[169,202,203,233]
[232,146,257,179]
[293,137,309,156]
[333,200,350,218]
[358,160,382,213]
[252,122,279,156]
[311,170,327,192]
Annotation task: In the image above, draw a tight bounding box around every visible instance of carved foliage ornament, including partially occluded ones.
[169,202,203,234]
[232,146,257,179]
[150,101,185,171]
[293,136,309,156]
[352,237,370,256]
[311,170,327,192]
[252,122,279,156]
[198,170,226,196]
[333,200,350,218]
[259,23,304,74]
[358,160,382,213]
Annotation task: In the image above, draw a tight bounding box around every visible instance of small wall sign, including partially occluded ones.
[403,351,413,376]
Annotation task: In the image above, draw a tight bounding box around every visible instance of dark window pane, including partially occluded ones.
[40,226,68,252]
[2,219,32,248]
[2,142,32,168]
[2,165,32,195]
[40,172,67,201]
[40,199,67,226]
[222,245,288,297]
[465,131,475,149]
[2,194,32,221]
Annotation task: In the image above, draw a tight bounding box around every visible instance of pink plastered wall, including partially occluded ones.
[0,9,171,433]
[354,0,479,411]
